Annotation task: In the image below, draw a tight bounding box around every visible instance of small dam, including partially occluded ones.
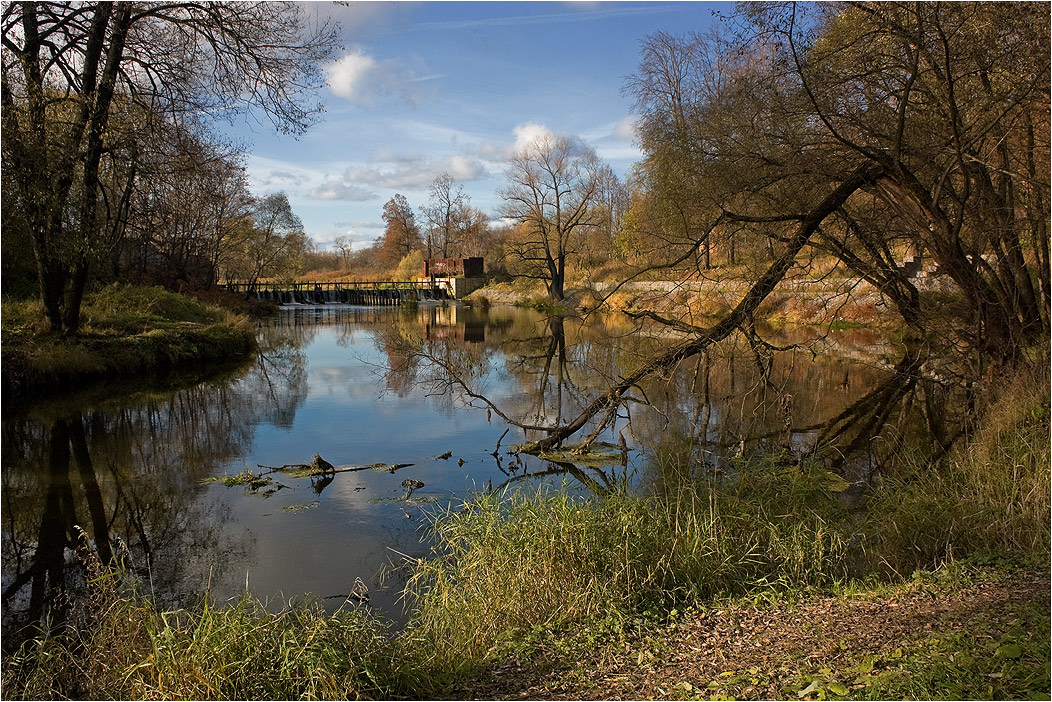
[224,280,451,306]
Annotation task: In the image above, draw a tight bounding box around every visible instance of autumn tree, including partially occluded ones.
[499,134,607,303]
[1,1,339,333]
[624,2,1049,361]
[380,194,423,268]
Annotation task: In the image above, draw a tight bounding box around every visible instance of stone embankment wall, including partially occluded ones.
[468,277,949,328]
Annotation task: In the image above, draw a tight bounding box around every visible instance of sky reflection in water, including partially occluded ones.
[3,303,911,631]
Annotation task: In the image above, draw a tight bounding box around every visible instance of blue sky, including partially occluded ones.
[227,1,724,251]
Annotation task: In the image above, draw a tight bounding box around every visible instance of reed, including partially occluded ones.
[3,572,413,699]
[865,357,1051,574]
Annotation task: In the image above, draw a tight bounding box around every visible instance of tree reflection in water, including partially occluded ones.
[1,327,310,649]
[389,307,967,494]
[2,305,969,646]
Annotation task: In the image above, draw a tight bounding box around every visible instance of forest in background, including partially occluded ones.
[5,3,1046,365]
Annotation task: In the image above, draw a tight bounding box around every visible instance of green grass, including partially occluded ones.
[1,284,257,399]
[851,598,1051,700]
[770,570,1051,701]
[400,460,858,673]
[3,589,411,700]
[863,359,1051,575]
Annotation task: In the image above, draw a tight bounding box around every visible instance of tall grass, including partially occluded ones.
[865,357,1051,573]
[3,557,412,700]
[403,461,856,671]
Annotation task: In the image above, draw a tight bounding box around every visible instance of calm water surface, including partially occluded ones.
[3,303,925,638]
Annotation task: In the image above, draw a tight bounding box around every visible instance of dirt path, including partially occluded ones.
[451,570,1050,700]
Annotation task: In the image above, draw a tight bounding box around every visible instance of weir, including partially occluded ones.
[224,280,450,306]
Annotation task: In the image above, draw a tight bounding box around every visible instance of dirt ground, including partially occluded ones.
[450,570,1051,700]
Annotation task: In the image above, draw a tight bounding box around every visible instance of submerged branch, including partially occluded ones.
[623,309,710,336]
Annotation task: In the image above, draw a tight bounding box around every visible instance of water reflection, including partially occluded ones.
[2,303,962,646]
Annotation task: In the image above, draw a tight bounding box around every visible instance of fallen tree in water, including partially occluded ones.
[256,454,414,478]
[413,163,887,455]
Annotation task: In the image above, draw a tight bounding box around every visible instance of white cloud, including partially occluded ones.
[448,154,486,181]
[341,153,489,191]
[345,163,430,190]
[367,147,426,165]
[512,122,553,153]
[325,49,378,102]
[244,155,330,192]
[333,219,384,231]
[596,144,643,163]
[613,114,638,142]
[309,181,377,201]
[323,47,434,106]
[487,217,517,231]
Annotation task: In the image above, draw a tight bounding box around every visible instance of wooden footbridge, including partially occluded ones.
[224,280,450,306]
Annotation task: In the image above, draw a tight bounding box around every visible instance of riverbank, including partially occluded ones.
[1,285,261,405]
[3,354,1047,699]
[453,563,1050,700]
[465,274,911,329]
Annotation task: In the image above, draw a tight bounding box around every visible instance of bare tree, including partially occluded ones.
[421,173,467,259]
[124,120,253,289]
[499,134,605,303]
[456,205,495,259]
[1,1,339,333]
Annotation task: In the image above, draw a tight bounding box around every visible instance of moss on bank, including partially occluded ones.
[1,285,258,403]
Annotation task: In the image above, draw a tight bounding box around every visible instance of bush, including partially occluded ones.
[394,250,424,281]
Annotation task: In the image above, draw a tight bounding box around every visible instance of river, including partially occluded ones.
[2,302,942,641]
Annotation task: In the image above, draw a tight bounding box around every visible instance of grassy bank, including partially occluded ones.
[3,356,1048,699]
[1,285,259,402]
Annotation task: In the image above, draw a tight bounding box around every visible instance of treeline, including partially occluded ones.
[314,146,631,298]
[3,2,1048,362]
[618,2,1050,363]
[2,119,314,296]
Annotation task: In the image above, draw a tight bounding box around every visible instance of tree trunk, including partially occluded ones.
[548,253,565,302]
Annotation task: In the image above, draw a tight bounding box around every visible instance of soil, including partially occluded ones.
[450,570,1051,700]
